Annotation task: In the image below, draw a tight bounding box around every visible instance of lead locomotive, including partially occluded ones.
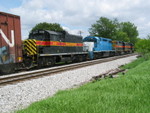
[23,30,88,68]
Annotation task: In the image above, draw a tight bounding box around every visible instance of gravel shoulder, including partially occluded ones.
[0,55,137,113]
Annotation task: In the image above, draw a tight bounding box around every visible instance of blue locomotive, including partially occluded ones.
[83,36,133,59]
[83,36,114,59]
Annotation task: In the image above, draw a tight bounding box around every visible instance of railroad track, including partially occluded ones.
[0,53,137,86]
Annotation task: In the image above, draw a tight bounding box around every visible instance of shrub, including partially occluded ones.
[135,39,150,59]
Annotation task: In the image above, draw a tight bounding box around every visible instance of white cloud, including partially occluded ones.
[8,0,150,39]
[62,26,88,37]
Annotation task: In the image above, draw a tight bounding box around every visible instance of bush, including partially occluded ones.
[135,39,150,59]
[143,53,150,60]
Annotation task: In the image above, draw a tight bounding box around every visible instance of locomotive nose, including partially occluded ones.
[23,39,37,56]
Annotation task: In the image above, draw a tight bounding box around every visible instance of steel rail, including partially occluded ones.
[0,53,137,86]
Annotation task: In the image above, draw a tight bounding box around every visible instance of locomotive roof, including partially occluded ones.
[31,30,82,38]
[83,36,112,41]
[45,30,63,35]
[31,30,63,35]
[45,30,82,38]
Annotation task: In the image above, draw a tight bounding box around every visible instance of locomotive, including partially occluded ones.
[23,30,88,68]
[83,36,133,59]
[0,12,134,74]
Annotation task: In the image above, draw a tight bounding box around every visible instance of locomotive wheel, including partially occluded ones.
[72,56,77,63]
[36,57,55,68]
[72,55,82,62]
[48,57,55,66]
[24,57,33,69]
[78,56,83,62]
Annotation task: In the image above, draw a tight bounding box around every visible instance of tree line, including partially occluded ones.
[31,17,139,44]
[89,17,138,44]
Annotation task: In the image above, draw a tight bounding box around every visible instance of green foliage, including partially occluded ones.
[122,57,146,69]
[135,38,150,57]
[119,22,139,44]
[89,17,118,39]
[147,34,150,39]
[114,31,129,42]
[30,22,64,32]
[16,58,150,113]
[89,17,139,44]
[142,53,150,60]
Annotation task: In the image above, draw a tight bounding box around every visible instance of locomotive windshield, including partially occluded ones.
[83,39,96,42]
[29,33,45,40]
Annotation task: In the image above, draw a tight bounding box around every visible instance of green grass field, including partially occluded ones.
[16,57,150,113]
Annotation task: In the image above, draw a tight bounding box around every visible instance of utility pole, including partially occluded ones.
[78,30,83,36]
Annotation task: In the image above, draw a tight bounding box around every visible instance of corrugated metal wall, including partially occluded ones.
[0,12,22,64]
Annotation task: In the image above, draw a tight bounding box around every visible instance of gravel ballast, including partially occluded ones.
[0,55,137,113]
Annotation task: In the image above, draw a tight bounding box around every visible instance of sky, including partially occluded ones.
[0,0,150,39]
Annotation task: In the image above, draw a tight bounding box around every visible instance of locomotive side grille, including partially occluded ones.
[23,39,37,55]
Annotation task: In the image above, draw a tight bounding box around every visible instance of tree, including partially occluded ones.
[115,31,130,42]
[89,17,118,39]
[135,34,150,60]
[135,38,150,57]
[119,22,138,44]
[89,17,139,44]
[30,22,64,32]
[147,34,150,39]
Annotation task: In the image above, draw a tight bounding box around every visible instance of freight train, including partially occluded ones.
[0,12,134,74]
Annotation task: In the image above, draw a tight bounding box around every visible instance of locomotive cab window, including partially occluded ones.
[29,33,45,40]
[50,34,60,41]
[44,33,50,41]
[103,39,107,41]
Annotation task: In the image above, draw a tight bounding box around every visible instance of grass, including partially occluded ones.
[121,56,147,69]
[16,57,150,113]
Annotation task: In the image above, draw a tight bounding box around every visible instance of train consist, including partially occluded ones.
[0,12,134,74]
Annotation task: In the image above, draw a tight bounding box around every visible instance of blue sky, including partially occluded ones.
[1,0,150,39]
[0,0,22,11]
